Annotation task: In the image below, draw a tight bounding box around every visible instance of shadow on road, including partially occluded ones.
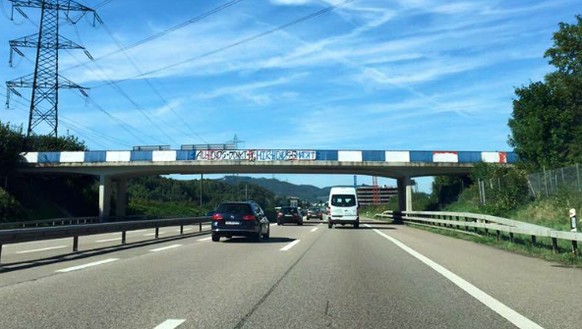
[221,237,296,244]
[0,231,212,273]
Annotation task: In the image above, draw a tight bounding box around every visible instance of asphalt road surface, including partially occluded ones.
[0,219,581,329]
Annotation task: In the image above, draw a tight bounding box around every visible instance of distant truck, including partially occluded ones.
[327,187,359,229]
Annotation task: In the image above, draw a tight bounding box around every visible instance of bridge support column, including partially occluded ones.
[115,178,128,218]
[99,175,112,222]
[397,176,413,212]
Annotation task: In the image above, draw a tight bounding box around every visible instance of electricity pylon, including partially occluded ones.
[5,0,100,137]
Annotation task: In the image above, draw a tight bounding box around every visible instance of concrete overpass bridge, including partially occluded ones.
[18,149,516,219]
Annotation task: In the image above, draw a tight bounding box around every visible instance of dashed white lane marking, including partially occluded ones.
[150,244,182,252]
[310,227,319,232]
[367,225,544,329]
[16,245,68,254]
[153,319,185,329]
[280,239,300,251]
[198,237,212,242]
[55,258,119,273]
[96,237,122,243]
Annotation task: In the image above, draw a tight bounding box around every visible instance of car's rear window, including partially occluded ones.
[217,203,252,214]
[281,207,298,214]
[331,195,356,207]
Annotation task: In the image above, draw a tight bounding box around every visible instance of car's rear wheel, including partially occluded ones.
[354,222,359,229]
[298,221,303,226]
[328,222,332,229]
[211,233,220,242]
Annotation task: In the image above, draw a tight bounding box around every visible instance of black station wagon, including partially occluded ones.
[211,201,270,242]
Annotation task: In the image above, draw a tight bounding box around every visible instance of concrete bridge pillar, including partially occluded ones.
[99,175,111,222]
[397,176,413,212]
[115,178,128,218]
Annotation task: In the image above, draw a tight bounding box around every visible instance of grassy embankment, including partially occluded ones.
[363,190,582,266]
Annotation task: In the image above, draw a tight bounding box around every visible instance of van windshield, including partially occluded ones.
[331,195,356,207]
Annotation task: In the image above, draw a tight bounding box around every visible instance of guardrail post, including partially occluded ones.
[572,240,578,256]
[180,225,184,234]
[73,236,79,252]
[496,230,500,241]
[199,222,202,232]
[531,235,536,246]
[155,227,159,239]
[509,232,514,243]
[0,244,3,264]
[552,238,559,253]
[122,231,126,245]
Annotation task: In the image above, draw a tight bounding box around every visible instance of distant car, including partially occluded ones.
[210,201,270,242]
[277,206,304,225]
[306,208,323,220]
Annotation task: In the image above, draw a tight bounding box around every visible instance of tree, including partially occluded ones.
[0,122,26,177]
[508,15,582,171]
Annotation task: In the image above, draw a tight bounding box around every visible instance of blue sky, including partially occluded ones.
[0,0,580,191]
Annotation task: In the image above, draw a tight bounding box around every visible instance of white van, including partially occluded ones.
[327,187,359,229]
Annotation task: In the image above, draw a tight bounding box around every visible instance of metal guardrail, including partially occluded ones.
[0,217,100,229]
[374,210,581,255]
[0,216,212,263]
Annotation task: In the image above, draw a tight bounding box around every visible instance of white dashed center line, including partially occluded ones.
[153,319,186,329]
[55,258,119,273]
[198,237,212,242]
[16,245,68,254]
[280,239,300,251]
[310,227,319,232]
[150,244,182,252]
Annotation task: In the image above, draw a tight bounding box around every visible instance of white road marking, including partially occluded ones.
[129,229,148,233]
[198,237,212,242]
[280,239,300,251]
[153,319,185,329]
[12,238,69,246]
[182,228,192,232]
[16,245,68,254]
[368,225,544,329]
[55,258,119,273]
[310,227,319,232]
[95,237,122,243]
[150,244,182,252]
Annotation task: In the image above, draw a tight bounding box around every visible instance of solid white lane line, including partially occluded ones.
[368,225,544,329]
[55,258,119,273]
[95,237,122,243]
[310,227,319,232]
[16,245,68,254]
[150,244,182,252]
[198,237,212,242]
[153,319,185,329]
[280,240,300,251]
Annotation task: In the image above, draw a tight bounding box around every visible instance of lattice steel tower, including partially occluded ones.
[5,0,99,137]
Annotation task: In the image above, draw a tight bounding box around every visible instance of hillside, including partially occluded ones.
[221,176,329,201]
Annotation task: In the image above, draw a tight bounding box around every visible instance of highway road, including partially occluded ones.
[0,220,581,328]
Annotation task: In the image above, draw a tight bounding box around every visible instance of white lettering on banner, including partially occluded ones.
[195,150,316,161]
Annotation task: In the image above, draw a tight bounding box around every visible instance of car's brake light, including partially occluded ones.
[242,215,257,221]
[211,213,223,221]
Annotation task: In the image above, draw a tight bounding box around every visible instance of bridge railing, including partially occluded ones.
[374,210,581,255]
[0,216,211,264]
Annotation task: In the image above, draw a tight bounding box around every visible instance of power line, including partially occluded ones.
[62,0,245,73]
[98,0,355,84]
[68,24,180,145]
